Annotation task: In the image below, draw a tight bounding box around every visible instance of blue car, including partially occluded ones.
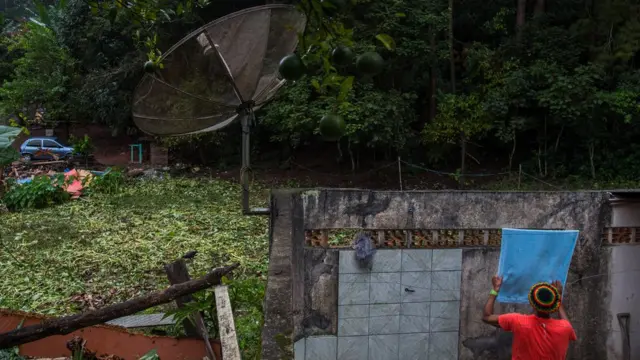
[19,137,75,161]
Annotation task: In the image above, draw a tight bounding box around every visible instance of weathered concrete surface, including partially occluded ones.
[291,194,306,346]
[460,249,527,360]
[298,249,338,339]
[300,190,611,360]
[261,190,297,360]
[302,190,608,232]
[603,245,640,360]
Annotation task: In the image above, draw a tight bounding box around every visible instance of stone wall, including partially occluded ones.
[261,189,627,360]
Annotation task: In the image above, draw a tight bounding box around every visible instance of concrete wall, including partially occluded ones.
[610,198,640,227]
[459,248,523,360]
[261,189,633,360]
[294,248,464,360]
[607,197,640,360]
[302,190,611,360]
[604,245,640,360]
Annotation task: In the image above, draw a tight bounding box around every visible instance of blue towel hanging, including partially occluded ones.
[497,228,579,304]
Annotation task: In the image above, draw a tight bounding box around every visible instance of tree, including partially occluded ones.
[0,125,22,188]
[422,92,491,179]
[0,22,76,126]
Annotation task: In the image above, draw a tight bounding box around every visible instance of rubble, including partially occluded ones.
[2,160,68,183]
[0,160,102,199]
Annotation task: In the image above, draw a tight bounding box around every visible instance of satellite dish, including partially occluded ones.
[131,4,307,215]
[132,4,307,136]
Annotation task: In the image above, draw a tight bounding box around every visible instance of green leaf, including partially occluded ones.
[395,13,406,17]
[310,0,323,15]
[160,10,171,21]
[108,8,118,23]
[375,34,396,51]
[337,76,354,103]
[32,0,50,25]
[0,147,19,167]
[0,125,22,149]
[139,349,160,360]
[176,3,184,15]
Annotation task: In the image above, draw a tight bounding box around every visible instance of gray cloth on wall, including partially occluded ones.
[353,233,376,270]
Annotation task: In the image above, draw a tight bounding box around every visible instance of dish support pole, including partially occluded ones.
[240,109,270,216]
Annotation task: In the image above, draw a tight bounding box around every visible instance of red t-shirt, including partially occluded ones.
[498,313,577,360]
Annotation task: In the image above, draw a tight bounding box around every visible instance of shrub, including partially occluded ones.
[2,175,70,211]
[84,168,125,195]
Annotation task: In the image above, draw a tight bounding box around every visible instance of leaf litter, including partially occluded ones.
[0,178,269,315]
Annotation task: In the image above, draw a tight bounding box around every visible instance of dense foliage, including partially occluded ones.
[262,0,640,181]
[0,0,638,181]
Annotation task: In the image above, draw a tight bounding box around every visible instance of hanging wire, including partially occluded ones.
[400,160,511,177]
[521,171,563,190]
[289,161,397,178]
[285,158,577,190]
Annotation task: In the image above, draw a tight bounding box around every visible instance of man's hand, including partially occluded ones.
[552,280,563,299]
[492,275,503,292]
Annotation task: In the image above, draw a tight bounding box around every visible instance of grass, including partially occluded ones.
[0,177,269,315]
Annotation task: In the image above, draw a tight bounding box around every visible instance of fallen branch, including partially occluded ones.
[0,263,239,349]
[24,160,68,166]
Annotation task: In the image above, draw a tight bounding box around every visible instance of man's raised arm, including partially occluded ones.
[552,280,571,322]
[552,280,577,341]
[482,275,503,327]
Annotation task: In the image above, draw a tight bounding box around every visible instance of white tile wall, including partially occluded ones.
[295,249,463,360]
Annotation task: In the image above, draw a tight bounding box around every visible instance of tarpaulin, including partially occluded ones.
[64,169,94,199]
[497,228,579,304]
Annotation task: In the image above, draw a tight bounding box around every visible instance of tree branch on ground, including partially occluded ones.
[0,263,240,349]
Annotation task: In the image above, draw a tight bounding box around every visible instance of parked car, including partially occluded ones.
[19,137,75,161]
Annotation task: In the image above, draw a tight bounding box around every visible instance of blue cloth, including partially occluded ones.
[497,228,579,304]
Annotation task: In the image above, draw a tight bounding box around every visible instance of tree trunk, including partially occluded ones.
[449,0,463,187]
[65,120,70,139]
[0,263,239,349]
[449,0,456,94]
[165,259,216,360]
[164,260,200,337]
[533,0,545,17]
[516,0,527,42]
[198,146,207,165]
[459,132,466,188]
[554,124,565,152]
[589,142,596,179]
[509,129,516,171]
[429,25,437,121]
[347,139,355,172]
[543,116,548,177]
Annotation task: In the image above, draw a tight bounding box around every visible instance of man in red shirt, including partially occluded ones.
[481,276,577,360]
